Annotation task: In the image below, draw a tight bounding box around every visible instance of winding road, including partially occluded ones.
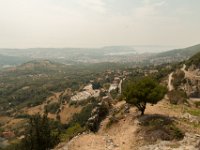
[168,72,174,91]
[168,64,200,92]
[181,64,200,80]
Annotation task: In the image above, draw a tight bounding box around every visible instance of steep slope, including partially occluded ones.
[157,44,200,58]
[167,51,200,102]
[56,99,200,150]
[186,51,200,68]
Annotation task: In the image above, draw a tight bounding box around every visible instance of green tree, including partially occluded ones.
[21,113,60,150]
[92,82,101,90]
[123,77,167,115]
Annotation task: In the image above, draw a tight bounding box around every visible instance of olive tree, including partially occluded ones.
[123,77,167,115]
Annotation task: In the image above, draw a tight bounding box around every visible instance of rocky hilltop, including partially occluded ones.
[55,53,200,150]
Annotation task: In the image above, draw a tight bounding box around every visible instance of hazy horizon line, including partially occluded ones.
[0,44,188,49]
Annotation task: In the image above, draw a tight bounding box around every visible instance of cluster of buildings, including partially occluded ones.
[70,84,100,103]
[69,69,132,103]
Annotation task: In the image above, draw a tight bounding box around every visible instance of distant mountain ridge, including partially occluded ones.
[0,46,136,58]
[156,44,200,58]
[0,46,137,66]
[0,44,200,68]
[0,54,30,67]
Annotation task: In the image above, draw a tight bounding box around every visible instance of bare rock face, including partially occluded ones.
[86,97,110,132]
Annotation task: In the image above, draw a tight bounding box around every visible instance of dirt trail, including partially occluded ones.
[168,72,174,91]
[168,64,200,92]
[57,104,139,150]
[181,64,200,80]
[56,99,181,150]
[181,64,200,102]
[56,97,200,150]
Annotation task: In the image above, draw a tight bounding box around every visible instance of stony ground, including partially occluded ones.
[56,105,139,150]
[55,98,200,150]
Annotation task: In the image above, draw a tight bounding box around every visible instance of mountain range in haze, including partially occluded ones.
[0,44,200,68]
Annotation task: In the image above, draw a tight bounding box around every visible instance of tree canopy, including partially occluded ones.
[123,77,167,115]
[16,113,60,150]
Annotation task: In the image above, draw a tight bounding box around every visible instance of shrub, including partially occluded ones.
[15,114,31,119]
[60,123,85,141]
[138,114,184,142]
[70,102,97,127]
[172,70,185,89]
[168,90,187,105]
[186,108,200,116]
[92,82,101,90]
[110,89,118,99]
[45,102,60,114]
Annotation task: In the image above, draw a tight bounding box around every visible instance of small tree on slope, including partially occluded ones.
[123,77,167,115]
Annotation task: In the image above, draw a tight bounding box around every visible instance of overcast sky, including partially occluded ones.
[0,0,200,48]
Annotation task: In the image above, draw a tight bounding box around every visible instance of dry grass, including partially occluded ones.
[59,104,82,124]
[137,114,184,143]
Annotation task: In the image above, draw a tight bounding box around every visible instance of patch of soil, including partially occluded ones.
[59,104,82,124]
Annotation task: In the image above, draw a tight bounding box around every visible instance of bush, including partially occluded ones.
[172,70,185,89]
[138,114,184,142]
[60,123,85,141]
[110,89,118,99]
[92,82,101,90]
[186,108,200,116]
[168,90,187,105]
[70,102,97,127]
[45,102,60,114]
[15,113,31,119]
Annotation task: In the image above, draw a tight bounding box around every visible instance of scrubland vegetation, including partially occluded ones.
[1,49,200,150]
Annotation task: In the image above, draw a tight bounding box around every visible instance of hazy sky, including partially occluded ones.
[0,0,200,48]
